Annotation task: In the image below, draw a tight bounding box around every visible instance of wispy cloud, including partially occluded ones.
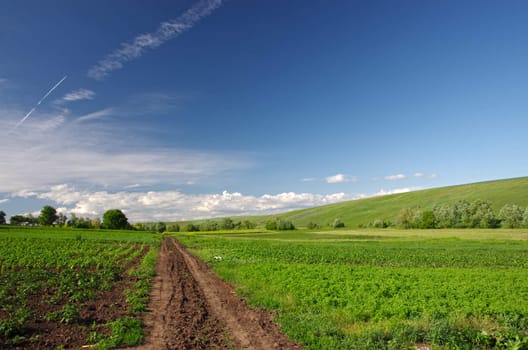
[0,106,249,194]
[62,88,95,102]
[87,0,223,80]
[384,174,406,181]
[0,198,9,204]
[414,172,438,179]
[76,108,114,123]
[325,173,358,184]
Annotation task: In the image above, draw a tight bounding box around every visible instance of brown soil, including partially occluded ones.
[1,244,148,349]
[137,236,302,350]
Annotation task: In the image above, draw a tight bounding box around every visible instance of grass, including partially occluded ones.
[276,177,528,228]
[176,229,528,349]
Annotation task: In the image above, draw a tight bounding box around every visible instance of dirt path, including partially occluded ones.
[136,236,301,350]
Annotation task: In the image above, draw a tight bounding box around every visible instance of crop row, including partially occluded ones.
[181,235,528,269]
[0,229,160,349]
[178,232,528,349]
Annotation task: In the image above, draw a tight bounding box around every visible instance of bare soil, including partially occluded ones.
[1,244,148,349]
[137,236,302,350]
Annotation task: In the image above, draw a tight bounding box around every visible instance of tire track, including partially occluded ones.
[137,236,301,350]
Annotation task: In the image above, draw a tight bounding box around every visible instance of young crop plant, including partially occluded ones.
[0,226,160,349]
[177,230,528,349]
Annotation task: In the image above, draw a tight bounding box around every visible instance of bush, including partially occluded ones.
[155,222,166,233]
[265,220,277,230]
[184,223,199,232]
[367,219,389,228]
[332,219,345,228]
[266,219,295,230]
[307,222,319,229]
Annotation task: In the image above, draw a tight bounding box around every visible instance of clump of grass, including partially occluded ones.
[95,317,143,349]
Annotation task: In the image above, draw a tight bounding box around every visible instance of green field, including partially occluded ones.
[0,226,160,349]
[176,229,528,349]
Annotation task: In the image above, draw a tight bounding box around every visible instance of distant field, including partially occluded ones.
[177,229,528,349]
[0,226,160,349]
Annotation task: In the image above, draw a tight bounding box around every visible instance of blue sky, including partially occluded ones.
[1,0,528,221]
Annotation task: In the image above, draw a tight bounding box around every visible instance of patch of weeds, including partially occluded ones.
[60,303,80,324]
[96,317,143,349]
[0,304,30,339]
[44,310,60,322]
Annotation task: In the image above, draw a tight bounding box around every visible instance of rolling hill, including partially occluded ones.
[267,177,528,228]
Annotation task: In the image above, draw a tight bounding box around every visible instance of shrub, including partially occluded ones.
[332,219,345,228]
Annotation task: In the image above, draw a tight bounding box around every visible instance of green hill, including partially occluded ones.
[269,177,528,228]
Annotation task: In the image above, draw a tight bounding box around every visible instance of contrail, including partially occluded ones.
[87,0,223,80]
[37,75,68,105]
[10,75,68,132]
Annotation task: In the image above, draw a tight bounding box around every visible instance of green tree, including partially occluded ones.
[265,220,277,230]
[91,217,101,229]
[184,223,198,232]
[419,210,436,229]
[242,220,256,229]
[168,224,180,232]
[277,219,295,230]
[57,212,68,227]
[102,209,131,230]
[38,205,58,226]
[523,207,528,228]
[156,222,166,233]
[220,218,234,230]
[470,200,498,228]
[0,210,6,225]
[200,221,218,232]
[398,208,414,229]
[453,200,471,228]
[499,204,524,228]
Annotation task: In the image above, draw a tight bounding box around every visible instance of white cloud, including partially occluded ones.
[87,0,223,80]
[10,185,423,222]
[62,88,95,102]
[25,185,349,222]
[373,187,414,196]
[384,174,406,181]
[0,107,250,193]
[76,108,114,122]
[414,172,438,179]
[0,198,9,204]
[325,173,357,184]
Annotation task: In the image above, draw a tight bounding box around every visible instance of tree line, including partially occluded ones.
[151,217,260,233]
[395,200,528,229]
[1,206,133,230]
